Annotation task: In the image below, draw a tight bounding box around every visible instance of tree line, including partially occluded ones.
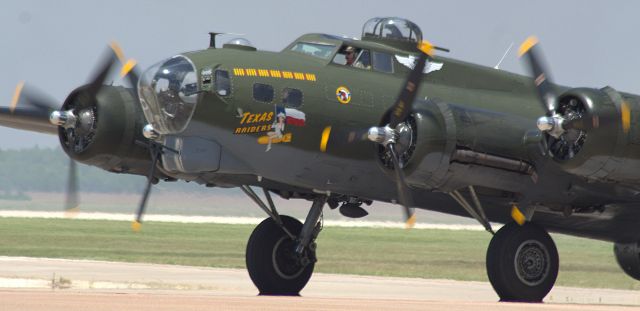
[0,147,223,193]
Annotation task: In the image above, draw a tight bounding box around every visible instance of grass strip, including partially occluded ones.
[0,217,637,290]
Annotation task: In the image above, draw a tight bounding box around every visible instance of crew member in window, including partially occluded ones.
[345,46,371,69]
[345,46,357,66]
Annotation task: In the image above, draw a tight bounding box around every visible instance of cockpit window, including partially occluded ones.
[356,50,371,70]
[372,51,393,73]
[333,46,371,70]
[290,42,335,59]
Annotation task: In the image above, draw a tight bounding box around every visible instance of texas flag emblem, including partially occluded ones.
[275,106,306,126]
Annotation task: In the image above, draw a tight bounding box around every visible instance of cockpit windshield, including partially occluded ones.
[138,55,199,134]
[290,42,336,59]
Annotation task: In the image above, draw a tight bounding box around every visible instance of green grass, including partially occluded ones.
[0,217,637,290]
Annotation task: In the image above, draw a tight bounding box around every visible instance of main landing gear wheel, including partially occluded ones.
[486,222,559,302]
[246,215,315,295]
[613,242,640,281]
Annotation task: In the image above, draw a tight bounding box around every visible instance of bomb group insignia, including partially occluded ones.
[336,86,351,104]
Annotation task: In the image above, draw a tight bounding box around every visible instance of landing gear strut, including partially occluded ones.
[243,186,326,295]
[486,222,559,302]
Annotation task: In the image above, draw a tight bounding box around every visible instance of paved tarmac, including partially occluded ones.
[0,257,638,310]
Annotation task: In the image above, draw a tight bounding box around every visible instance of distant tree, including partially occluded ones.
[0,147,241,195]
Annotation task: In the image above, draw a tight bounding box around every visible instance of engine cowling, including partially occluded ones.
[58,85,153,176]
[401,101,451,187]
[550,87,640,183]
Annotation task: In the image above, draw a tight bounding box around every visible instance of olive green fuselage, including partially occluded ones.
[153,35,640,242]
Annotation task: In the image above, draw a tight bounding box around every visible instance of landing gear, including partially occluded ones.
[242,186,326,295]
[486,222,559,302]
[246,215,315,295]
[614,242,640,281]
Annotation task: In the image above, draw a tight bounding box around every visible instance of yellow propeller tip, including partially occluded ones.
[622,101,631,134]
[418,41,435,56]
[64,207,80,218]
[110,41,126,63]
[320,126,332,152]
[518,36,539,57]
[131,221,142,232]
[405,214,417,229]
[10,81,25,114]
[120,59,137,78]
[511,204,526,226]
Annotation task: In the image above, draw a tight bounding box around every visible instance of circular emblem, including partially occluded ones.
[336,86,351,104]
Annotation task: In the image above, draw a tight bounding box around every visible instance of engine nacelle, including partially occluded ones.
[390,99,542,193]
[551,87,640,183]
[58,85,153,176]
[401,100,451,188]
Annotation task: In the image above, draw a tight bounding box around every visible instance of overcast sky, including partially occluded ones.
[1,0,639,148]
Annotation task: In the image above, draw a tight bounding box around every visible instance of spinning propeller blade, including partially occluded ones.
[10,82,59,115]
[387,143,416,227]
[518,36,557,116]
[387,41,433,128]
[132,144,161,232]
[64,159,79,215]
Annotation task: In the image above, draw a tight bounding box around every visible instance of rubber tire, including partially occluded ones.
[486,222,559,302]
[614,242,640,281]
[246,216,315,295]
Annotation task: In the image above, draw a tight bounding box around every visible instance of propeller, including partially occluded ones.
[8,42,141,215]
[518,36,594,158]
[370,41,434,228]
[131,141,177,232]
[131,141,161,232]
[9,82,83,214]
[321,41,435,228]
[64,160,79,214]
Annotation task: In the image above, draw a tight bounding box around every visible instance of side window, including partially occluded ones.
[283,88,303,108]
[215,70,231,96]
[355,50,371,70]
[332,45,370,69]
[253,83,274,103]
[372,52,394,73]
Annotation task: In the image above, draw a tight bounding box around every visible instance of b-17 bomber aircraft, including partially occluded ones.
[4,17,640,302]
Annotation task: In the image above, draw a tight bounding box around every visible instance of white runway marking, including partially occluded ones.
[0,210,489,230]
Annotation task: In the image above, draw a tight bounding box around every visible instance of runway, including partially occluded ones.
[0,257,638,310]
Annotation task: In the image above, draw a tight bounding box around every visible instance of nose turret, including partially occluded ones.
[138,55,199,135]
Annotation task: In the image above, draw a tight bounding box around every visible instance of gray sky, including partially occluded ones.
[1,0,639,148]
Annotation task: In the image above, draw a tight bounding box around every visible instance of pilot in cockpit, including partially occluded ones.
[345,46,357,66]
